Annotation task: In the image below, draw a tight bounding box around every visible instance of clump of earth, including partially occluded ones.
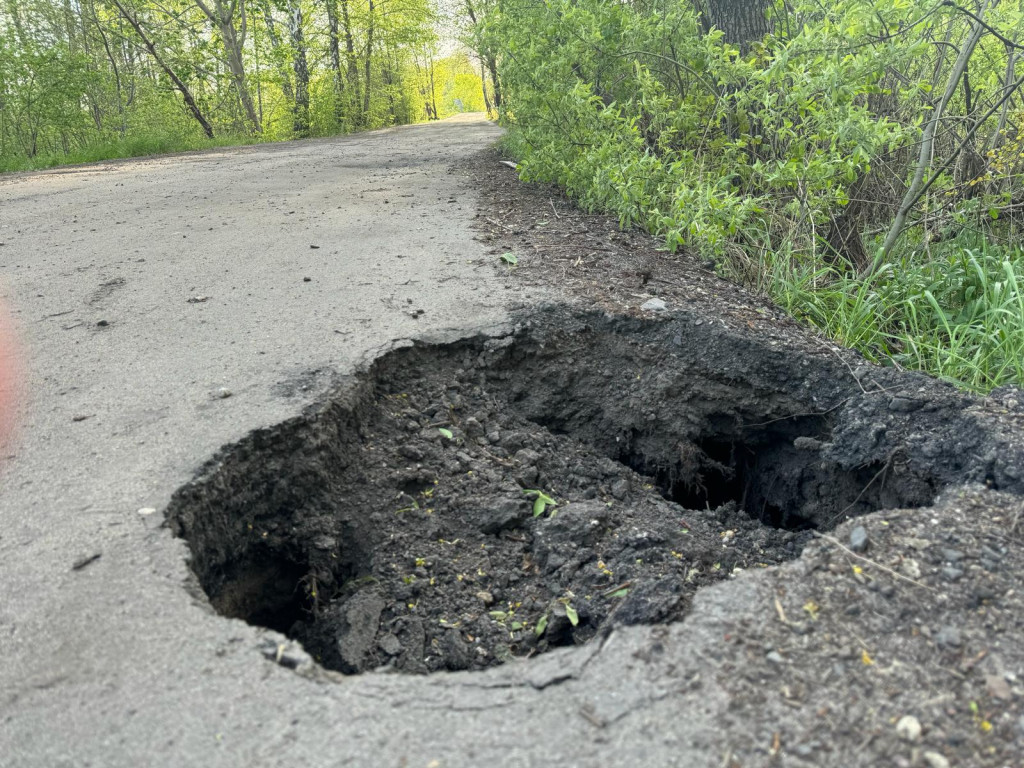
[288,371,803,674]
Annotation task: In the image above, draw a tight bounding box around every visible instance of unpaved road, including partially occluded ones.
[3,114,1024,768]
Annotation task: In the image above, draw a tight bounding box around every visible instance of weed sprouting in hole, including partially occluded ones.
[524,489,558,517]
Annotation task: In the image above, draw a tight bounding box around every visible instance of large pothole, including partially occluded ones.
[167,308,1021,675]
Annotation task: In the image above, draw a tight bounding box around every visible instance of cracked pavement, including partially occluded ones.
[0,114,739,768]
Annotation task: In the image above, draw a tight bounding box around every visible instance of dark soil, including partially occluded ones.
[167,307,1024,680]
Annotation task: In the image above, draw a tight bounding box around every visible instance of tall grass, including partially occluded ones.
[765,238,1024,393]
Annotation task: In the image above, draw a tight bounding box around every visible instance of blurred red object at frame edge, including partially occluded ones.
[0,300,23,457]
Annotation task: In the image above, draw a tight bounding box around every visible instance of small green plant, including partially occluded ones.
[535,613,549,637]
[523,489,558,517]
[500,252,518,266]
[437,427,454,440]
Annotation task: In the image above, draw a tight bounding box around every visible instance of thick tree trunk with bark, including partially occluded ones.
[698,0,773,50]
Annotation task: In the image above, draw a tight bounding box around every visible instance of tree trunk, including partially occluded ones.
[464,0,502,110]
[288,0,309,136]
[877,2,992,268]
[324,0,345,125]
[109,0,216,138]
[479,58,492,115]
[340,0,362,124]
[91,4,128,137]
[262,2,294,102]
[195,0,262,133]
[486,54,501,108]
[362,0,374,117]
[428,56,438,120]
[698,0,773,51]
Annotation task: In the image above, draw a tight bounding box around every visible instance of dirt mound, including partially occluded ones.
[166,308,1024,675]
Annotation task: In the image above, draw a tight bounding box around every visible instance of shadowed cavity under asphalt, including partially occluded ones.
[166,307,1024,674]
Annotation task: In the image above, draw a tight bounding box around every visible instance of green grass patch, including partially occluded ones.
[0,131,271,174]
[766,237,1024,394]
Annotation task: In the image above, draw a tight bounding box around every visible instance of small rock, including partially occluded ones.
[935,626,962,648]
[940,548,964,562]
[793,436,823,451]
[922,752,950,768]
[398,444,425,462]
[214,388,233,399]
[901,558,922,579]
[303,277,312,283]
[640,298,666,312]
[464,417,485,438]
[896,714,922,742]
[486,430,501,444]
[941,566,963,582]
[473,498,527,535]
[377,633,402,656]
[610,478,630,500]
[500,431,528,452]
[515,466,539,488]
[849,526,869,553]
[476,591,494,606]
[545,552,566,572]
[335,590,386,673]
[765,651,784,665]
[260,639,313,671]
[514,448,542,466]
[136,507,156,516]
[986,674,1012,701]
[888,397,923,413]
[96,320,109,327]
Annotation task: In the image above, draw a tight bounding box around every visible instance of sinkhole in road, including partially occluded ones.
[168,309,949,675]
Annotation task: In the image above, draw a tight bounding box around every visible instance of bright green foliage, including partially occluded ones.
[478,0,1024,390]
[0,0,486,169]
[773,238,1024,393]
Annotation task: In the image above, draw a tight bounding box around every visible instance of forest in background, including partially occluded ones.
[0,0,490,170]
[471,0,1024,392]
